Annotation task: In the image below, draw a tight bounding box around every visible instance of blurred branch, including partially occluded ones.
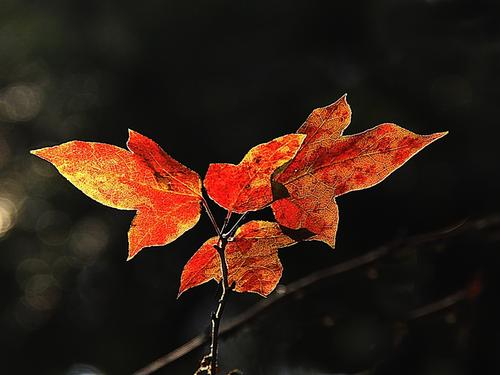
[133,214,500,375]
[408,289,467,320]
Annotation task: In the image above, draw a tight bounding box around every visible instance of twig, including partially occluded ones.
[208,238,230,374]
[196,205,241,374]
[196,198,234,374]
[221,211,232,234]
[132,214,500,375]
[408,289,467,320]
[202,198,221,236]
[224,213,247,239]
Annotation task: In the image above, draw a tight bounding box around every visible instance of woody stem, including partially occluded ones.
[199,203,243,373]
[209,236,230,374]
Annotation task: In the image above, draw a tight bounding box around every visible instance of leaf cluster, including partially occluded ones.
[31,95,446,296]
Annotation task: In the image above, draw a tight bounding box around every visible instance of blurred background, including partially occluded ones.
[1,0,500,374]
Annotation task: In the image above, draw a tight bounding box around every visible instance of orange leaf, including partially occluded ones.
[204,134,305,213]
[31,130,202,260]
[271,95,447,247]
[179,221,296,296]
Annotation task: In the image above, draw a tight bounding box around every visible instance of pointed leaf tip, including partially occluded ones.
[30,147,48,158]
[127,128,138,140]
[434,131,449,139]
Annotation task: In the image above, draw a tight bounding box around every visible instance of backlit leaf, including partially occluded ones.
[179,221,296,296]
[31,130,202,260]
[204,134,305,213]
[271,95,447,247]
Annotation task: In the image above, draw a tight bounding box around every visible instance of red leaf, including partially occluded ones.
[31,130,202,260]
[272,95,447,247]
[179,221,296,296]
[204,134,305,213]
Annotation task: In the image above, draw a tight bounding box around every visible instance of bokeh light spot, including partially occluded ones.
[0,197,17,238]
[16,258,50,288]
[70,216,109,263]
[36,210,71,246]
[23,273,60,311]
[0,84,43,122]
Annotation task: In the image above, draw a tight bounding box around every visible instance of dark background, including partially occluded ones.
[1,0,500,374]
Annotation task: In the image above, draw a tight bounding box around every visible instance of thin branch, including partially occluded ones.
[207,239,231,374]
[221,211,232,234]
[202,197,221,236]
[408,289,467,320]
[224,212,247,239]
[196,198,232,374]
[194,208,235,374]
[132,214,500,375]
[195,205,245,373]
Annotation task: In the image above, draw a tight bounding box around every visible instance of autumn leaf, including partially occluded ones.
[179,221,296,296]
[31,129,202,260]
[271,95,447,247]
[204,134,305,213]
